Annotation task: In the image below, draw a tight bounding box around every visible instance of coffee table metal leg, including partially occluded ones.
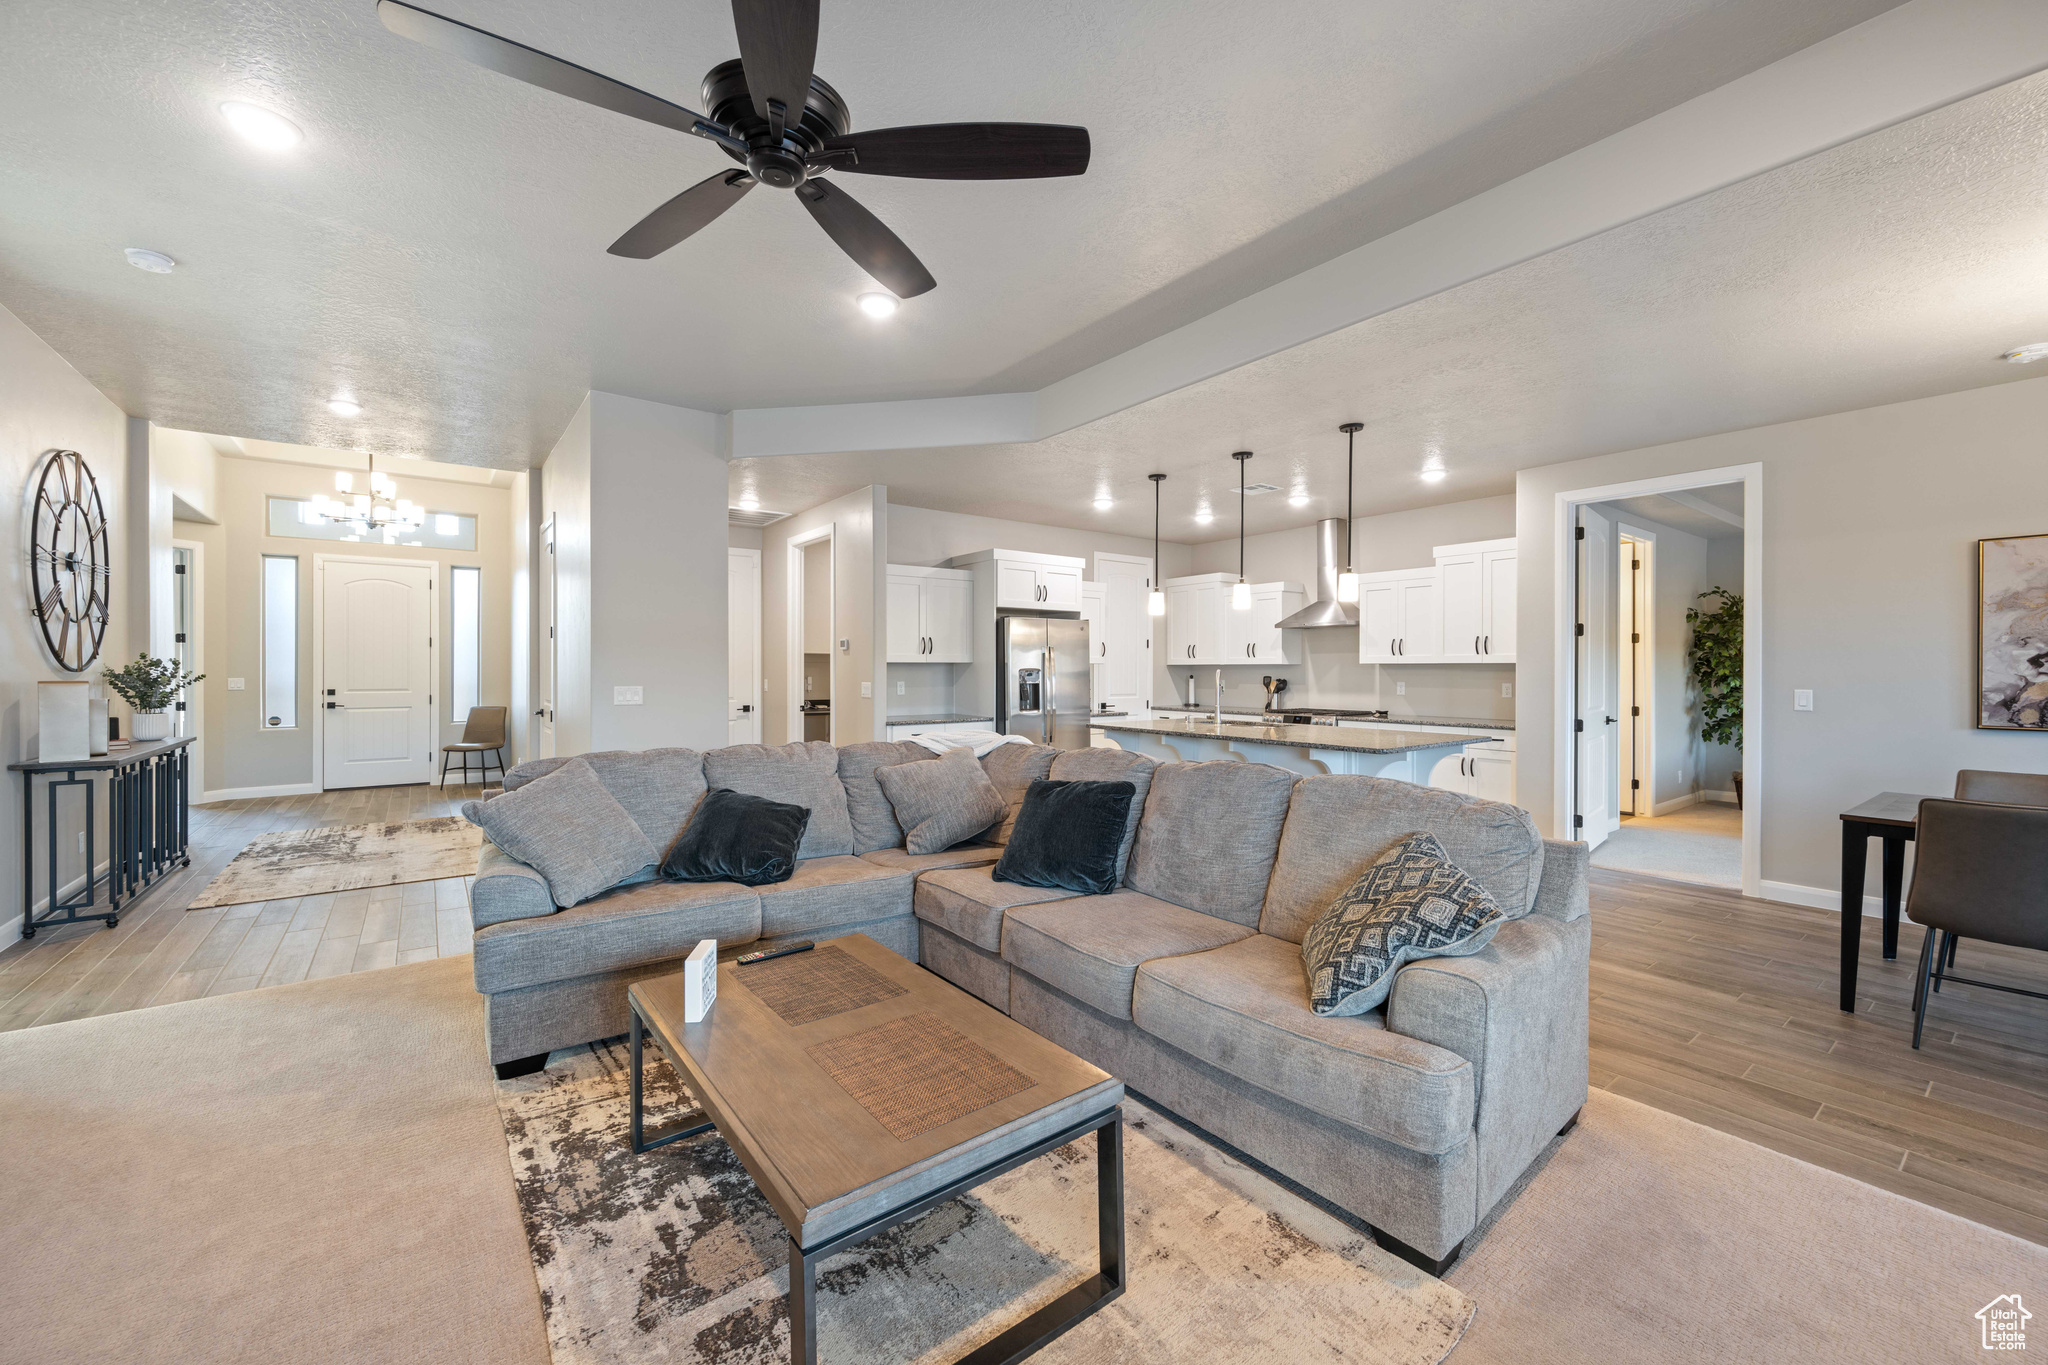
[1098,1113,1124,1290]
[629,1006,715,1155]
[788,1238,819,1365]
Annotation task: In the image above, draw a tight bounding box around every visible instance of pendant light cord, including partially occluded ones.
[1149,472,1165,587]
[1340,422,1362,575]
[1234,451,1252,582]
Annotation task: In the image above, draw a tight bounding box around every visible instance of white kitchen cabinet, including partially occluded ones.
[1432,539,1516,662]
[884,566,975,663]
[884,720,989,740]
[1228,584,1304,663]
[1080,580,1107,704]
[984,551,1085,610]
[1358,568,1442,662]
[1481,545,1516,659]
[1164,574,1303,665]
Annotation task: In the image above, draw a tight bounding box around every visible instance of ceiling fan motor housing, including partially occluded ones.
[701,58,850,188]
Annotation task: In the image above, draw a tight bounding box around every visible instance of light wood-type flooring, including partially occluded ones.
[2,791,2045,1244]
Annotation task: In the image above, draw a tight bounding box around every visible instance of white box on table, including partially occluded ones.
[683,939,717,1022]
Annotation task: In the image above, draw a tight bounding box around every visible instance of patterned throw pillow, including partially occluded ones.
[1300,831,1505,1016]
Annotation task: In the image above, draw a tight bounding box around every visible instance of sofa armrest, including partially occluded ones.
[472,839,558,929]
[1386,913,1591,1208]
[1530,838,1589,922]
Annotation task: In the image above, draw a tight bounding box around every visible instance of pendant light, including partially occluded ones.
[1336,422,1363,603]
[1147,473,1167,616]
[1231,451,1253,610]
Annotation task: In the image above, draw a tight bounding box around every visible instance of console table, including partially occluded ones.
[10,737,193,939]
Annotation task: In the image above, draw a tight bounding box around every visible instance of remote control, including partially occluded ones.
[736,941,815,965]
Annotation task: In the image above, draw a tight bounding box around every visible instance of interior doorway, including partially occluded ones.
[1617,530,1652,818]
[728,547,761,744]
[316,556,437,790]
[788,528,834,744]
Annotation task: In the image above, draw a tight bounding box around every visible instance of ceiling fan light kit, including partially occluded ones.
[376,0,1090,300]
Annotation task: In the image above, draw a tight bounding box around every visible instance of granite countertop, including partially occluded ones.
[1097,716,1492,755]
[1088,710,1130,719]
[1145,703,1514,732]
[884,713,995,726]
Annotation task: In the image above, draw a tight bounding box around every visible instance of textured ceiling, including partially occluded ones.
[0,0,1897,465]
[736,69,2048,544]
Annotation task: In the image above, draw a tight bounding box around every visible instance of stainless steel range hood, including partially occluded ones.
[1274,517,1359,629]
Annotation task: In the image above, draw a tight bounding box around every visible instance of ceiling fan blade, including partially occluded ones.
[821,123,1091,179]
[730,0,818,140]
[377,0,713,138]
[608,171,756,258]
[796,179,936,298]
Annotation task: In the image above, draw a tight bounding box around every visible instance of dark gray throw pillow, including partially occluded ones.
[1300,830,1504,1016]
[992,778,1136,896]
[463,757,656,908]
[875,746,1007,855]
[660,788,811,887]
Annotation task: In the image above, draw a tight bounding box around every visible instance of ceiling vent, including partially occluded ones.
[1231,483,1283,495]
[727,505,791,528]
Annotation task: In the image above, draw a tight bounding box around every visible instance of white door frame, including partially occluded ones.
[1553,463,1762,896]
[1614,523,1657,817]
[787,526,835,745]
[728,546,762,743]
[312,554,441,791]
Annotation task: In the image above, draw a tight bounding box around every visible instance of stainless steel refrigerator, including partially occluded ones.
[995,615,1091,749]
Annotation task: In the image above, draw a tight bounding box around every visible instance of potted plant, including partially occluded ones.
[102,653,204,742]
[1685,587,1743,808]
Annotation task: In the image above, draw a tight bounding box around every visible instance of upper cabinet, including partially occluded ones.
[884,565,975,663]
[1163,574,1305,665]
[1358,568,1441,662]
[1359,539,1515,664]
[987,551,1083,610]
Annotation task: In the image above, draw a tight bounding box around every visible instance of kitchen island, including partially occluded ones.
[1093,716,1491,780]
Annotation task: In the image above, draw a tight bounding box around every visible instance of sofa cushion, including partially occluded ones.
[659,788,810,887]
[1002,891,1252,1020]
[1132,933,1476,1154]
[471,839,557,928]
[756,855,915,938]
[1259,776,1544,944]
[913,865,1082,952]
[876,745,1008,855]
[1124,761,1296,926]
[1047,747,1156,878]
[1301,831,1506,1016]
[838,741,938,853]
[472,878,762,994]
[703,742,854,859]
[463,758,656,907]
[979,743,1059,842]
[859,843,1003,876]
[500,748,707,851]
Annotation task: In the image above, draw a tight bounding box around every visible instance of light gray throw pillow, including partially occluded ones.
[875,746,1008,855]
[462,757,656,908]
[1301,831,1504,1016]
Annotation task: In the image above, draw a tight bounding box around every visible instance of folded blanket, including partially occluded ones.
[909,729,1029,758]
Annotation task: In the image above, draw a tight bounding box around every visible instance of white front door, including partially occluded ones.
[321,559,435,789]
[1576,507,1620,846]
[728,547,761,744]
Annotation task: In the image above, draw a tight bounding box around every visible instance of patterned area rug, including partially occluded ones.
[186,817,483,908]
[494,1040,1472,1365]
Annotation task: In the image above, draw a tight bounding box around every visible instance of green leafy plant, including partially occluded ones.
[102,653,204,712]
[1685,587,1742,749]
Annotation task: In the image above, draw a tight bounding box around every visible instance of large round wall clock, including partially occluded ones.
[29,449,111,672]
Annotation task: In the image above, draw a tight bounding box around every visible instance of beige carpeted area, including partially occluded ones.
[1589,800,1742,888]
[186,816,484,909]
[0,956,551,1365]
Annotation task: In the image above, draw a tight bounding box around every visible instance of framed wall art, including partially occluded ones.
[1978,532,2048,730]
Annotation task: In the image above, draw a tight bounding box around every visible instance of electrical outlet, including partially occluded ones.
[804,675,812,691]
[1395,680,1405,696]
[612,686,643,705]
[1502,683,1513,698]
[227,678,245,691]
[78,832,86,854]
[896,680,905,695]
[1793,689,1814,712]
[860,681,873,698]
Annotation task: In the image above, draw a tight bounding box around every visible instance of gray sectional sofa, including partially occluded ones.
[468,736,1589,1273]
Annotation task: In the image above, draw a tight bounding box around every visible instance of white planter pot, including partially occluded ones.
[130,710,171,741]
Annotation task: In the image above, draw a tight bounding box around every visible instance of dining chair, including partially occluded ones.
[1903,797,2048,1048]
[1939,771,2048,976]
[441,706,508,788]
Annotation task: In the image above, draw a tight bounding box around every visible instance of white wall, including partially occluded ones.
[1517,374,2048,905]
[0,302,132,938]
[541,391,730,756]
[763,486,887,745]
[507,469,535,766]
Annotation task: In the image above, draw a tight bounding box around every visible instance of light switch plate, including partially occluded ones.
[1502,683,1513,698]
[896,680,905,695]
[1793,689,1813,712]
[1395,681,1406,695]
[227,678,245,691]
[860,681,873,698]
[613,685,644,705]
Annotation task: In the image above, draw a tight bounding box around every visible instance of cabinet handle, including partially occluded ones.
[1475,635,1480,654]
[1483,635,1489,654]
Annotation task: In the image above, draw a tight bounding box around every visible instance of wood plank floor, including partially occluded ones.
[5,792,2045,1245]
[0,781,492,1032]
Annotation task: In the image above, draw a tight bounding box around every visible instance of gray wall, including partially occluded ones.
[1517,373,2048,904]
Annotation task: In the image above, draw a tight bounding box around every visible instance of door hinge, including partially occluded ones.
[1574,719,1584,732]
[1631,632,1639,643]
[1631,705,1640,716]
[174,632,186,643]
[1576,622,1584,637]
[1631,559,1639,569]
[1572,814,1584,828]
[1631,778,1640,789]
[173,563,186,575]
[1575,526,1586,541]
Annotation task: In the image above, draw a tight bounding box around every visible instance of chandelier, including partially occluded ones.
[304,455,424,539]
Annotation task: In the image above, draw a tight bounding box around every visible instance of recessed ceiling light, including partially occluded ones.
[2001,342,2048,364]
[1092,495,1113,511]
[1287,492,1310,507]
[220,101,303,150]
[736,494,761,511]
[1419,467,1447,484]
[123,247,176,274]
[1193,508,1214,525]
[857,292,898,319]
[327,397,362,417]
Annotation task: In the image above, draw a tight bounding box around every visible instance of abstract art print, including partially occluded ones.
[1979,533,2048,729]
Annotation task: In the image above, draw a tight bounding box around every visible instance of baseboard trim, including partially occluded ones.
[1650,792,1701,816]
[1704,788,1739,804]
[197,782,322,804]
[1759,879,1887,919]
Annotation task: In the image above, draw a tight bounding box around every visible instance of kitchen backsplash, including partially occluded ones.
[1155,625,1514,721]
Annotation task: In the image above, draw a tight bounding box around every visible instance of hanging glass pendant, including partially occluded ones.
[1148,472,1167,616]
[1232,579,1252,610]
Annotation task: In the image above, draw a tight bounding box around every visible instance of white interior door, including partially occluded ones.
[538,521,555,758]
[1575,507,1620,846]
[728,548,761,744]
[1096,555,1151,713]
[321,559,434,789]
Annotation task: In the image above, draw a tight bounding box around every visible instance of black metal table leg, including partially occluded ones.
[1880,834,1905,960]
[628,1007,714,1154]
[1839,820,1868,1011]
[789,1238,819,1365]
[20,771,33,939]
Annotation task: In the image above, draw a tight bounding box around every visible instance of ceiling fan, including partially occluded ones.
[376,0,1091,298]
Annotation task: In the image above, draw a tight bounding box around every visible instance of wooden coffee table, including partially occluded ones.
[627,933,1126,1365]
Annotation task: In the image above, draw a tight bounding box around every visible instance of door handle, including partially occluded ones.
[327,701,343,709]
[1605,716,1618,724]
[533,709,545,716]
[739,704,753,713]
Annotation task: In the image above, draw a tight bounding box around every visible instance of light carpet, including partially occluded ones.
[1589,800,1742,888]
[494,1040,1471,1365]
[186,815,483,908]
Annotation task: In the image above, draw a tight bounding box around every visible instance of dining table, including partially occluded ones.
[1837,791,1935,1012]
